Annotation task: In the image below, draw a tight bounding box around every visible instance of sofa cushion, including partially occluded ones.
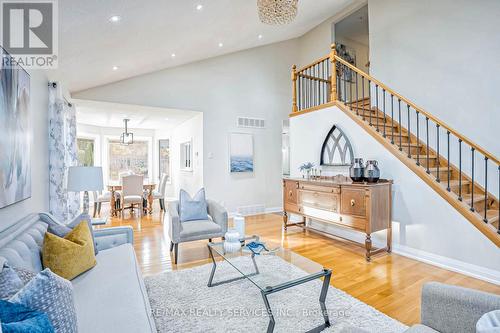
[71,244,156,333]
[49,214,98,255]
[180,220,222,239]
[10,269,77,333]
[0,300,54,333]
[42,222,96,280]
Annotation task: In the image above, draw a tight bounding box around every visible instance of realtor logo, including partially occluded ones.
[0,0,58,68]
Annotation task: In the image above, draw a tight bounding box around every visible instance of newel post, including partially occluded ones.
[292,65,298,113]
[330,43,337,102]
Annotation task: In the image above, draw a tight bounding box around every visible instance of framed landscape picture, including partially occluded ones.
[229,133,254,173]
[0,47,31,208]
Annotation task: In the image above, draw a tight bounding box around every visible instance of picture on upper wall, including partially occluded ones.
[0,47,31,209]
[229,133,254,173]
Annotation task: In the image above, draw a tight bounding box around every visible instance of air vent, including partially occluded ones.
[237,117,265,129]
[237,204,266,216]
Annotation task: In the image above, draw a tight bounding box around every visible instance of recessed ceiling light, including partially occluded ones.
[196,4,203,11]
[218,42,223,47]
[171,53,176,58]
[258,34,263,40]
[112,66,119,71]
[109,15,122,23]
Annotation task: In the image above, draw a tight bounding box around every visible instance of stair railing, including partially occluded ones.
[291,44,500,235]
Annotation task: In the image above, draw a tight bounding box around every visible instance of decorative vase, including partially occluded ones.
[349,158,364,182]
[223,229,241,253]
[233,215,246,242]
[306,169,311,180]
[364,160,380,183]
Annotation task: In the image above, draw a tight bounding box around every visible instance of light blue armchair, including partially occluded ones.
[167,199,228,264]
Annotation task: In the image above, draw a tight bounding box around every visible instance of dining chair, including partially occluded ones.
[92,191,121,217]
[152,173,169,210]
[121,175,144,217]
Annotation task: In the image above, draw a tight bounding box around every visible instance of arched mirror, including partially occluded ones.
[320,125,354,166]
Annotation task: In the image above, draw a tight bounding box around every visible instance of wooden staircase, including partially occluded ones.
[289,44,500,246]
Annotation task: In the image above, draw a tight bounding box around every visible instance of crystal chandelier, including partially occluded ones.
[257,0,298,25]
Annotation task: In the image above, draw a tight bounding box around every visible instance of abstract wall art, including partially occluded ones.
[229,133,254,173]
[0,47,31,208]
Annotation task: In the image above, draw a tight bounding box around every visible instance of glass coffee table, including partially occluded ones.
[207,235,332,333]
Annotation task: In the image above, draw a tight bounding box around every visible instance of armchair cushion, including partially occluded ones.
[179,221,222,241]
[179,188,208,222]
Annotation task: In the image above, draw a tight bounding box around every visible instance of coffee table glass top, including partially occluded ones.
[208,235,325,291]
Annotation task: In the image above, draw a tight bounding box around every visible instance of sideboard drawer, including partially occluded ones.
[340,188,367,217]
[299,183,340,194]
[299,190,339,212]
[284,180,299,204]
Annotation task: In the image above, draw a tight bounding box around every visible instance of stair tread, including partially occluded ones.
[411,154,437,159]
[448,179,470,186]
[461,193,486,204]
[486,210,499,226]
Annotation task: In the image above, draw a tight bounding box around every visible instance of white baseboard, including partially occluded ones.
[392,244,500,285]
[228,207,282,218]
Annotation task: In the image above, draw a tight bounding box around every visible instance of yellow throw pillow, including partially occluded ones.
[42,221,97,280]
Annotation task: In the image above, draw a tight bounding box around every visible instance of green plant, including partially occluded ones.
[299,162,315,172]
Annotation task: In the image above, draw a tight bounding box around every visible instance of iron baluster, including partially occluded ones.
[349,69,353,107]
[355,72,359,116]
[390,95,394,144]
[407,105,411,158]
[458,139,463,201]
[398,99,402,151]
[382,89,386,137]
[361,77,365,120]
[471,148,475,212]
[416,111,420,165]
[373,85,378,127]
[483,157,488,222]
[498,166,500,234]
[425,117,430,173]
[446,131,451,191]
[436,124,440,183]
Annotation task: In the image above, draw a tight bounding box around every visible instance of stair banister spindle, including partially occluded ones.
[318,64,321,106]
[361,77,365,119]
[407,105,411,158]
[343,65,347,103]
[355,72,359,116]
[425,117,430,172]
[471,147,475,212]
[436,124,440,182]
[483,157,488,222]
[398,99,402,151]
[447,131,451,191]
[349,68,353,106]
[416,111,420,165]
[390,95,394,144]
[292,65,298,113]
[459,139,463,201]
[382,89,386,137]
[498,165,500,234]
[374,85,378,127]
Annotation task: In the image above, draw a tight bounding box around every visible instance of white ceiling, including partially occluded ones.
[56,0,355,92]
[74,99,200,131]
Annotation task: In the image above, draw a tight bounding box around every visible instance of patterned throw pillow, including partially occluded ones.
[10,269,77,333]
[12,268,37,286]
[0,265,23,300]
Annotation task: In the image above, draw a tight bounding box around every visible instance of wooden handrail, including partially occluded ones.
[334,55,500,165]
[296,55,330,73]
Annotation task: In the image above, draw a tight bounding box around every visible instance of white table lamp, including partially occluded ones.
[67,166,103,214]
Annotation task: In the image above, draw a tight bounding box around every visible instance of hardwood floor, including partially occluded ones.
[97,205,500,326]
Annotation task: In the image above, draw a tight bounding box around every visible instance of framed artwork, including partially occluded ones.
[229,133,254,173]
[0,47,31,208]
[158,139,170,181]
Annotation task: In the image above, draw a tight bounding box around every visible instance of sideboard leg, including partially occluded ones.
[283,211,288,231]
[365,234,372,262]
[387,226,392,253]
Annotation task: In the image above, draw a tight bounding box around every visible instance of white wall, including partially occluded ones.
[74,40,298,213]
[169,114,204,198]
[0,70,50,230]
[368,0,500,158]
[290,106,500,284]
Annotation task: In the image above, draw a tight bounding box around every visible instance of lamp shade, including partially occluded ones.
[67,166,103,192]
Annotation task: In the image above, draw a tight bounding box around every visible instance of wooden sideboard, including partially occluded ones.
[283,177,392,261]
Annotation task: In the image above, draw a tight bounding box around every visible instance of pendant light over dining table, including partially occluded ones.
[257,0,298,25]
[120,118,134,145]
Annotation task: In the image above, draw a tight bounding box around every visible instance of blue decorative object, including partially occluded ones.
[0,300,54,333]
[0,264,24,300]
[245,241,271,255]
[179,188,209,222]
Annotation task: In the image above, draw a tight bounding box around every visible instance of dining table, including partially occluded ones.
[107,182,156,217]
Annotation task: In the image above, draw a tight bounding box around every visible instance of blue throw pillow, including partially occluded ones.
[179,188,209,222]
[0,264,23,300]
[0,300,54,333]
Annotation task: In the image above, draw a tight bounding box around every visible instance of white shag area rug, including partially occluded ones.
[144,255,407,333]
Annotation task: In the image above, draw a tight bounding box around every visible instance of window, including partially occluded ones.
[180,140,192,171]
[158,139,170,181]
[77,138,95,166]
[108,139,149,181]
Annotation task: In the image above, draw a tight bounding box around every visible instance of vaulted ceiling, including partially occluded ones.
[55,0,355,92]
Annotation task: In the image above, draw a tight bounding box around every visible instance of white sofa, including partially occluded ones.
[0,213,156,333]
